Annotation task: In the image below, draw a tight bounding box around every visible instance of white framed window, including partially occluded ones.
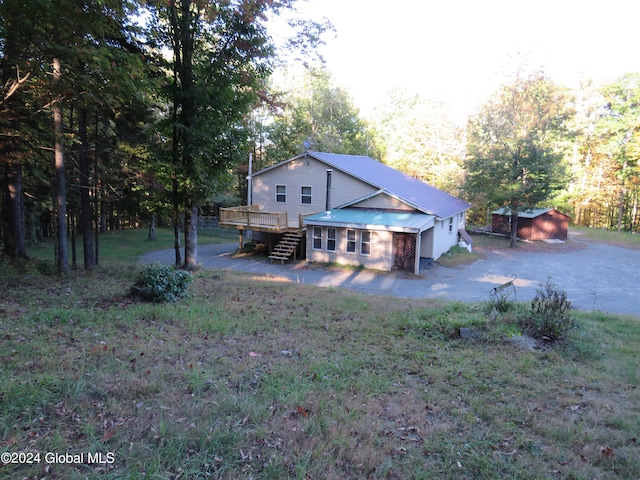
[449,217,454,233]
[301,186,312,204]
[346,229,356,253]
[327,228,336,252]
[312,227,322,250]
[360,230,371,255]
[276,185,286,203]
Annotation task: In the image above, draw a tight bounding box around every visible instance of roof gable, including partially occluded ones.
[254,151,471,218]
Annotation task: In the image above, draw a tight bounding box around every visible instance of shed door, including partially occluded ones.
[393,233,416,272]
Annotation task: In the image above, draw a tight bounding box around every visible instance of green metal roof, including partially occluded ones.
[491,208,553,219]
[304,209,435,233]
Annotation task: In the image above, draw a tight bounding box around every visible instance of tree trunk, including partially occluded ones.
[1,12,28,259]
[184,202,198,267]
[148,213,156,241]
[70,210,77,270]
[78,107,96,268]
[53,57,68,273]
[617,188,625,233]
[173,208,182,266]
[2,160,28,258]
[509,212,518,248]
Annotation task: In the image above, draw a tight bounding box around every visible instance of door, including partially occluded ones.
[393,233,416,272]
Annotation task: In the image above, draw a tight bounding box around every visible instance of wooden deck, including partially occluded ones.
[219,204,291,233]
[219,205,317,233]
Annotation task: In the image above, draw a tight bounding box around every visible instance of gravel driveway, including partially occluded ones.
[140,235,640,316]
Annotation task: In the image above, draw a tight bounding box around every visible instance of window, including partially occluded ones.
[346,229,356,253]
[301,186,312,204]
[312,227,322,250]
[360,230,371,255]
[327,228,336,251]
[276,185,286,203]
[449,217,454,233]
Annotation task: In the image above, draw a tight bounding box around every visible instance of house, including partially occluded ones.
[492,208,570,241]
[219,151,472,274]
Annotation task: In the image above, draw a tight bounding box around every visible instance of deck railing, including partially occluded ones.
[219,205,289,230]
[299,211,321,228]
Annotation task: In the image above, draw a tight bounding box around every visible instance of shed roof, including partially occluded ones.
[492,208,569,219]
[254,151,471,219]
[304,209,435,233]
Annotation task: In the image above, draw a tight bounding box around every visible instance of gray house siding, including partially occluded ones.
[306,226,393,271]
[432,212,465,259]
[242,151,471,274]
[348,192,414,211]
[252,156,377,225]
[420,228,434,258]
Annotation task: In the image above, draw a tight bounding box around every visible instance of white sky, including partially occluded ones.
[280,0,640,118]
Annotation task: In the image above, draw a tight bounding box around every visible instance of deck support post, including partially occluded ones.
[238,230,243,251]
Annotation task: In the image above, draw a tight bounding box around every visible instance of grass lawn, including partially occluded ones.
[571,226,640,249]
[1,228,639,479]
[26,227,237,266]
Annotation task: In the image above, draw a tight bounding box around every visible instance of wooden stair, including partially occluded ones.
[268,232,304,264]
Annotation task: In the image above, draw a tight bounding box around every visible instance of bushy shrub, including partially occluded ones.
[521,279,574,341]
[132,263,194,303]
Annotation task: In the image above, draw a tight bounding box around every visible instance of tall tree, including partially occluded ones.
[145,0,323,267]
[372,87,465,195]
[559,75,640,232]
[264,67,375,162]
[0,0,39,259]
[52,57,68,271]
[465,71,573,246]
[596,74,640,232]
[2,0,149,267]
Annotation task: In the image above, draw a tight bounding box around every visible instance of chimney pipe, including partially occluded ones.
[325,169,333,215]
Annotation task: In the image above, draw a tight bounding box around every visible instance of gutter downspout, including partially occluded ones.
[325,169,332,215]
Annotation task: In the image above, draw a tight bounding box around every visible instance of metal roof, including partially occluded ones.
[254,151,471,219]
[304,209,435,233]
[492,208,555,219]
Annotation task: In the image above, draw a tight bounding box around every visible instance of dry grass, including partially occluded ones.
[1,230,639,479]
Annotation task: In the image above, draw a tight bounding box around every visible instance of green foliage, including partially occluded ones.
[487,293,514,315]
[133,262,194,303]
[567,73,640,231]
[521,278,575,341]
[264,67,377,162]
[373,87,466,194]
[465,71,573,243]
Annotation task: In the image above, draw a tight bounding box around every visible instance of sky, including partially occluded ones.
[276,0,640,118]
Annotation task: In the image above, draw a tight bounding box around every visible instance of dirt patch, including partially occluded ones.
[470,233,587,255]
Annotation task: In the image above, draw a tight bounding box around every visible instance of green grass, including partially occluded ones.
[571,226,640,249]
[26,226,236,266]
[435,244,483,268]
[1,228,639,479]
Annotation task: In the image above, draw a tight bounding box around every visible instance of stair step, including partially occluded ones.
[268,231,305,263]
[274,244,296,250]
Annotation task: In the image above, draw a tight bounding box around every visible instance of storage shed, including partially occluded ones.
[492,208,570,241]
